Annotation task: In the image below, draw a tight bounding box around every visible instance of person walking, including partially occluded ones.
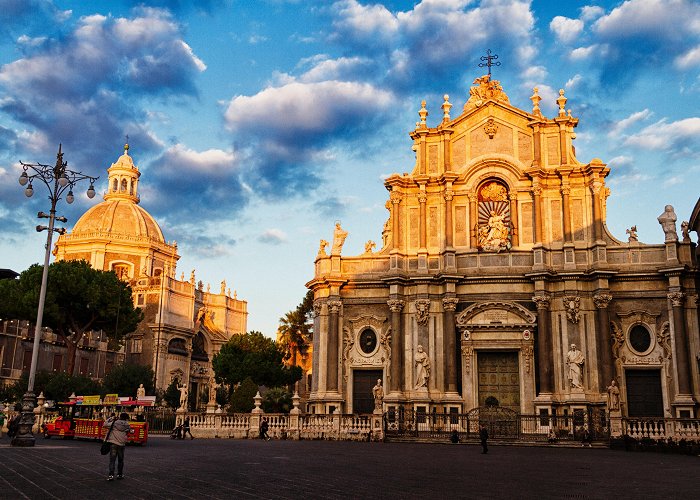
[479,424,489,454]
[182,417,194,440]
[259,418,270,440]
[104,412,132,481]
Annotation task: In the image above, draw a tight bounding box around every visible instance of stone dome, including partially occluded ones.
[71,199,165,243]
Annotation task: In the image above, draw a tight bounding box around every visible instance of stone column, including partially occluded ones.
[311,302,322,393]
[326,299,342,392]
[442,298,460,393]
[444,189,454,248]
[532,185,543,244]
[509,192,519,247]
[593,293,613,392]
[468,192,478,248]
[418,191,427,249]
[532,294,553,394]
[669,291,692,395]
[561,185,572,243]
[591,182,602,242]
[387,299,404,393]
[391,191,401,250]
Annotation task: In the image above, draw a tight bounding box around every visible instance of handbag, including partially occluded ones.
[100,420,116,455]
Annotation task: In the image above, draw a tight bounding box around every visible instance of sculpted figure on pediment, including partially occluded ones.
[466,74,510,108]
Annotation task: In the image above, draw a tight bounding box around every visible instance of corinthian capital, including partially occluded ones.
[444,190,453,202]
[327,300,342,313]
[593,293,613,309]
[418,193,427,204]
[387,299,405,312]
[442,297,459,312]
[532,294,551,310]
[667,291,685,307]
[390,191,401,204]
[312,301,322,317]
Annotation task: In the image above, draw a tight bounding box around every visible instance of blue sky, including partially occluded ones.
[1,0,699,337]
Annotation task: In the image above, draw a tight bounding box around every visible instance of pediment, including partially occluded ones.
[456,301,536,327]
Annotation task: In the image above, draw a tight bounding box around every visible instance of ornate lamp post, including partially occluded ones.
[12,145,98,447]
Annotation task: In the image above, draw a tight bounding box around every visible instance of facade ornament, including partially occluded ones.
[465,74,510,109]
[331,222,349,255]
[461,345,473,373]
[681,220,690,242]
[483,118,498,139]
[414,299,431,325]
[530,87,542,117]
[556,89,567,117]
[372,379,384,411]
[531,184,542,196]
[220,280,226,295]
[467,192,478,202]
[380,329,391,377]
[414,344,430,389]
[657,205,678,242]
[312,301,322,318]
[523,345,534,374]
[318,239,328,257]
[342,326,355,374]
[418,100,428,128]
[190,270,195,284]
[364,240,376,254]
[560,186,570,196]
[656,321,672,360]
[566,343,585,389]
[418,193,427,204]
[606,380,620,411]
[610,322,624,360]
[563,295,580,324]
[441,94,452,123]
[444,189,453,202]
[667,291,685,307]
[327,300,342,314]
[593,293,612,309]
[387,299,405,313]
[462,329,471,340]
[478,208,511,253]
[177,382,188,410]
[626,226,638,243]
[442,297,459,312]
[390,191,401,205]
[532,294,551,310]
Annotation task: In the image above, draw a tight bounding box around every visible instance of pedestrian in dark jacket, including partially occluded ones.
[104,412,132,481]
[183,417,194,439]
[259,418,270,440]
[479,424,489,454]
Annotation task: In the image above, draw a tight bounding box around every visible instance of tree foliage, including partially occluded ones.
[262,387,293,413]
[277,290,314,366]
[212,331,301,391]
[229,377,258,413]
[0,260,143,375]
[1,371,101,405]
[101,363,154,398]
[163,378,181,409]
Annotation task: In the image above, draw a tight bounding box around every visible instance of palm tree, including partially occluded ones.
[278,291,313,367]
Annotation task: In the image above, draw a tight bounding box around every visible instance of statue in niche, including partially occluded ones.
[477,181,511,253]
[331,222,348,255]
[478,210,511,252]
[607,380,620,411]
[372,379,384,410]
[626,226,638,243]
[657,205,678,242]
[414,345,431,389]
[566,344,585,390]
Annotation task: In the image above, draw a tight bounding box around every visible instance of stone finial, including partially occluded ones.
[418,100,428,128]
[530,87,542,117]
[252,391,263,414]
[441,94,452,123]
[557,89,567,117]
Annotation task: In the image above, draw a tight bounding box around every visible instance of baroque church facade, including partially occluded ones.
[307,74,700,421]
[53,145,247,407]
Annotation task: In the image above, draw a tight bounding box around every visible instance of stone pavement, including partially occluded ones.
[0,435,696,499]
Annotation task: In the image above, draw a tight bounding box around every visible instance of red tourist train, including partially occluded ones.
[42,394,154,444]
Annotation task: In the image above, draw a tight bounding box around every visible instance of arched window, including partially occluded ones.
[191,332,208,361]
[112,179,118,192]
[167,338,187,355]
[477,179,511,252]
[121,179,127,192]
[111,263,130,281]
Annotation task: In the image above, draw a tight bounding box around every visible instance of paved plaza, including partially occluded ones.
[0,435,696,499]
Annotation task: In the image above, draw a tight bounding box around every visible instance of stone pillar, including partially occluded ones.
[669,291,692,395]
[387,299,405,393]
[593,292,613,392]
[532,185,543,244]
[326,299,342,392]
[418,191,427,250]
[561,185,572,243]
[391,191,401,250]
[591,182,602,242]
[468,192,478,248]
[442,298,459,393]
[311,302,322,393]
[533,294,553,394]
[532,124,542,167]
[444,189,454,248]
[509,192,519,247]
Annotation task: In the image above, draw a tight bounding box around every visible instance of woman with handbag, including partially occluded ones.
[103,412,132,481]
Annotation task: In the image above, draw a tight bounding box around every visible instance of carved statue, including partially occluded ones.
[318,239,328,256]
[626,226,638,243]
[209,376,219,404]
[364,240,376,254]
[414,345,431,389]
[178,383,188,408]
[607,380,620,411]
[220,280,226,295]
[657,205,678,242]
[681,221,690,242]
[566,344,585,390]
[331,222,348,255]
[372,379,384,410]
[190,270,195,284]
[136,383,146,400]
[478,210,510,252]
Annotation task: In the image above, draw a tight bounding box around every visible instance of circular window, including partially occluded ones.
[629,324,652,354]
[359,329,378,354]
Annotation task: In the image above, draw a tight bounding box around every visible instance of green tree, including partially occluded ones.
[229,377,258,413]
[277,290,313,366]
[101,363,154,398]
[163,378,180,409]
[43,372,102,402]
[0,260,143,375]
[262,387,293,413]
[212,331,301,393]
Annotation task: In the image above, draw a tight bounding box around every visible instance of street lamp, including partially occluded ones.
[11,144,98,447]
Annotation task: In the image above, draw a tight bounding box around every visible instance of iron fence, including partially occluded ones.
[146,408,177,434]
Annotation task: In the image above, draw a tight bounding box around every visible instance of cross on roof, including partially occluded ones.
[478,49,500,76]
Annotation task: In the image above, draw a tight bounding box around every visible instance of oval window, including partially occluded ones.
[359,329,377,354]
[629,324,652,353]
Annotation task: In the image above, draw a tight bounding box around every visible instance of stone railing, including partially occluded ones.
[622,418,700,442]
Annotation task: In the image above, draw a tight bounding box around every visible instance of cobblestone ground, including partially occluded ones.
[0,435,696,499]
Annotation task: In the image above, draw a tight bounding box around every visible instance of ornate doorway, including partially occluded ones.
[352,370,382,414]
[625,369,663,417]
[477,351,520,412]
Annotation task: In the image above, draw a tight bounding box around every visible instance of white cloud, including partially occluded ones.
[159,144,236,175]
[299,56,373,83]
[593,0,699,39]
[550,16,584,44]
[663,176,683,187]
[580,5,604,22]
[624,117,700,150]
[609,109,652,137]
[565,74,583,89]
[258,228,287,244]
[569,44,599,60]
[675,46,700,69]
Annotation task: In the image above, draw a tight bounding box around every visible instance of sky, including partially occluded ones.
[0,0,699,337]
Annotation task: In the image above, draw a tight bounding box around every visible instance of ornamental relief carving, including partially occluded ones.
[532,294,551,310]
[563,295,580,324]
[593,293,612,309]
[414,299,431,325]
[442,297,459,312]
[387,299,405,312]
[456,301,536,329]
[342,315,390,382]
[610,314,669,367]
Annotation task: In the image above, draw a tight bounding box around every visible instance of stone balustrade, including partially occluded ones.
[622,418,700,442]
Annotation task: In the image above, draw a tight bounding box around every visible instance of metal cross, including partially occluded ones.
[478,49,500,76]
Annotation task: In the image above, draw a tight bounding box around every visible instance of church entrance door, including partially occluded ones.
[477,351,520,412]
[625,369,663,417]
[352,369,382,414]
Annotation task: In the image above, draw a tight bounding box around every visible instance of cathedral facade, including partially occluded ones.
[306,75,699,420]
[53,145,247,407]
